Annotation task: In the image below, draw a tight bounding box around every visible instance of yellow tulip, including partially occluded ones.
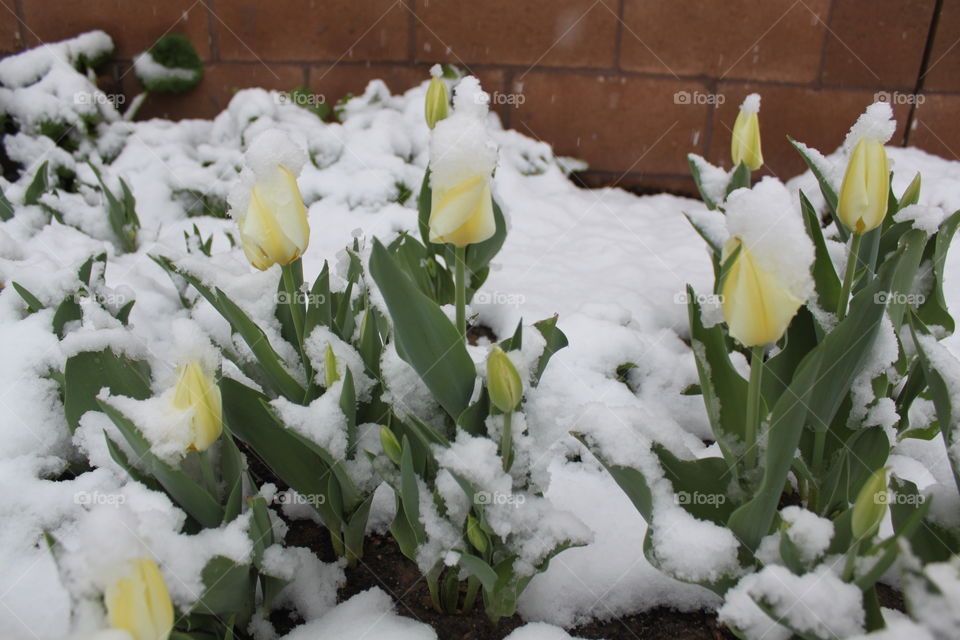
[105,558,174,640]
[173,361,222,452]
[238,165,309,270]
[731,95,763,171]
[851,467,888,540]
[429,173,495,247]
[487,346,523,413]
[424,73,449,130]
[721,238,804,347]
[838,137,889,234]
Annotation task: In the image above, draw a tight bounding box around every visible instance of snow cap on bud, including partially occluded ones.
[852,467,888,540]
[486,346,523,413]
[424,64,449,130]
[173,361,222,452]
[428,76,498,248]
[731,93,763,171]
[379,426,402,465]
[232,129,310,270]
[105,557,174,640]
[838,102,894,235]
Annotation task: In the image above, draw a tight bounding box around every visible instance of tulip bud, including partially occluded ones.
[424,66,449,130]
[428,75,498,248]
[731,94,763,171]
[238,165,310,270]
[487,346,523,413]
[323,344,340,388]
[379,426,402,465]
[173,361,222,452]
[105,558,174,640]
[838,137,889,234]
[721,238,804,347]
[852,467,888,541]
[466,514,489,554]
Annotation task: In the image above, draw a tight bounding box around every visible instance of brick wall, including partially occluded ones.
[2,0,958,194]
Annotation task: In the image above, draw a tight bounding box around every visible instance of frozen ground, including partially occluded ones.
[2,33,960,640]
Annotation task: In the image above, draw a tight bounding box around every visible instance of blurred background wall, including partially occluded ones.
[2,0,958,194]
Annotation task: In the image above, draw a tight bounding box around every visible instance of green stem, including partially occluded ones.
[842,539,861,582]
[809,428,827,512]
[455,246,466,340]
[744,346,765,471]
[501,411,514,472]
[837,232,863,321]
[463,576,481,613]
[281,261,313,395]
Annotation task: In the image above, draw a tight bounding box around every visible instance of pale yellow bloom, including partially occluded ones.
[429,174,495,247]
[731,105,763,171]
[721,239,804,347]
[838,137,889,234]
[424,76,449,130]
[487,346,523,413]
[238,166,309,270]
[173,361,222,452]
[105,558,174,640]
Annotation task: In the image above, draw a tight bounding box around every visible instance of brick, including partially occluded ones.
[821,0,934,89]
[909,94,960,162]
[21,0,210,59]
[414,0,617,68]
[307,64,507,119]
[0,0,21,55]
[124,62,305,120]
[575,171,697,196]
[708,83,911,180]
[214,0,407,62]
[620,0,829,82]
[923,2,960,91]
[511,72,711,175]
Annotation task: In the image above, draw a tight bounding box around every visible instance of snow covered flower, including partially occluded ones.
[105,557,174,640]
[424,64,449,130]
[731,93,763,171]
[231,130,310,270]
[487,346,522,412]
[721,179,815,347]
[838,102,895,235]
[428,76,498,248]
[173,361,222,452]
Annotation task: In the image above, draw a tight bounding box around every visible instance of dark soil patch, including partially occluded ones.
[279,519,737,640]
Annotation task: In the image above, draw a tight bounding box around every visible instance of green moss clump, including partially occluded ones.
[137,34,203,94]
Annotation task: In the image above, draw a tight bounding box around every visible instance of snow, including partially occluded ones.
[132,51,197,84]
[844,101,897,150]
[4,32,960,640]
[740,93,761,114]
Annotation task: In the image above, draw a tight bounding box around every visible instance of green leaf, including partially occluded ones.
[193,557,254,615]
[817,427,889,516]
[724,162,750,197]
[890,477,958,564]
[916,210,960,335]
[0,187,14,220]
[304,261,333,336]
[63,349,152,433]
[98,401,224,528]
[52,297,82,338]
[103,432,162,492]
[532,315,568,386]
[341,368,357,456]
[574,433,653,522]
[399,437,427,541]
[899,172,921,209]
[885,228,927,330]
[652,444,736,524]
[788,137,846,241]
[687,156,718,211]
[23,161,49,206]
[369,239,476,418]
[799,190,841,312]
[464,198,507,298]
[12,282,45,313]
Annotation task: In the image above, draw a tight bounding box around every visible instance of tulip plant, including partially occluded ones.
[581,101,960,637]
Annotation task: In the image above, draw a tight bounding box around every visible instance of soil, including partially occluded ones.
[277,518,737,640]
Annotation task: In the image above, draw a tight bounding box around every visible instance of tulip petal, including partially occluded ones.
[838,138,888,234]
[731,110,763,171]
[722,244,803,347]
[429,175,495,247]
